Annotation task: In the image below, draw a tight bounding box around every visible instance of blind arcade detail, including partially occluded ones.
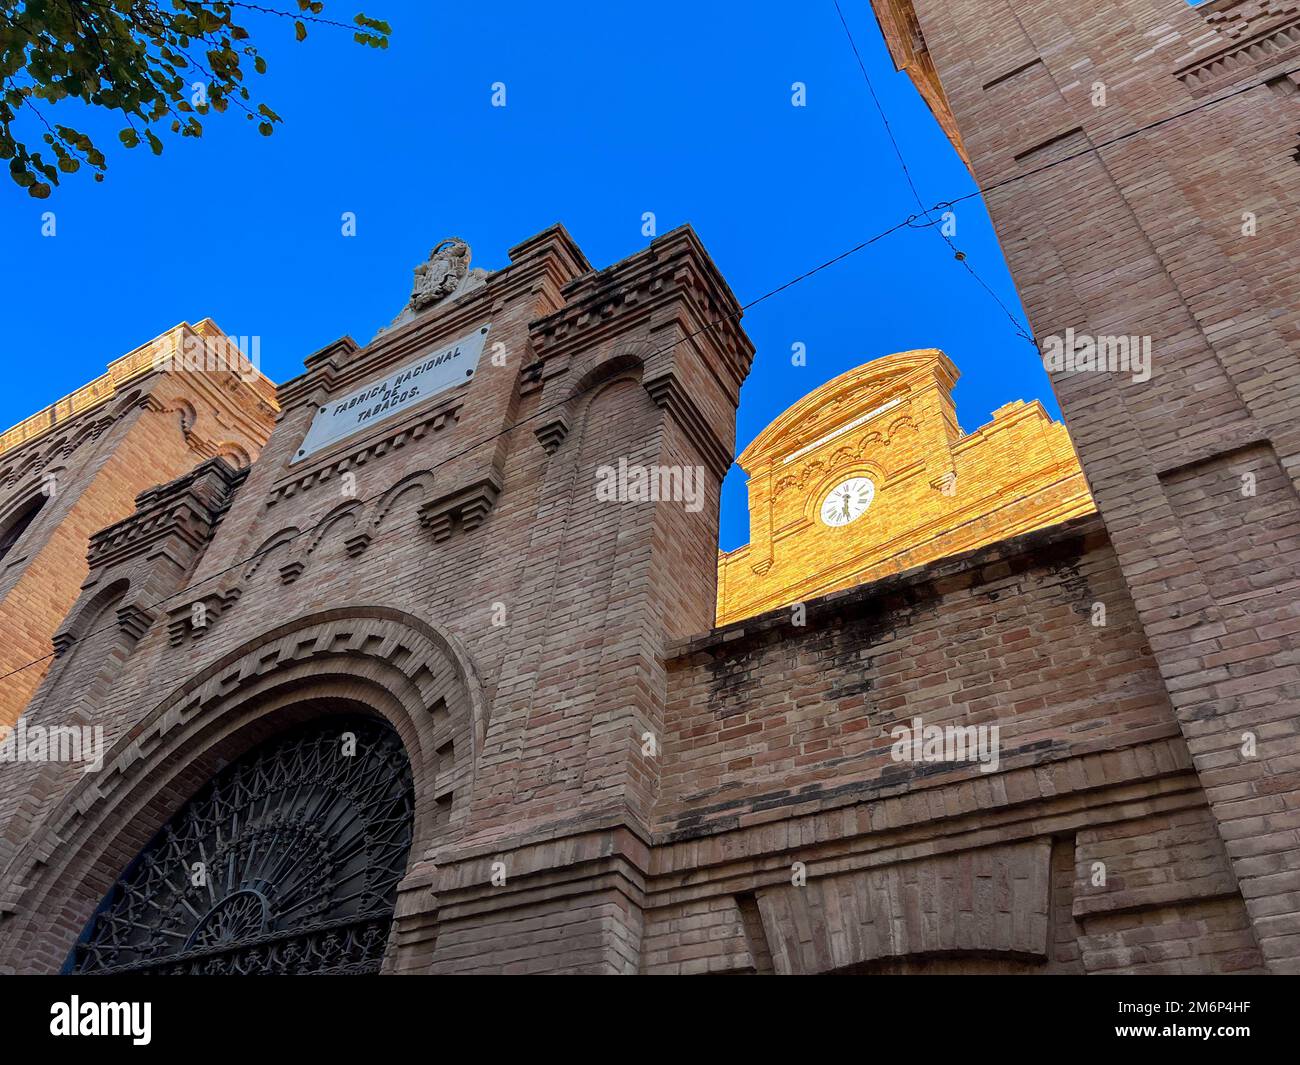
[293,324,490,462]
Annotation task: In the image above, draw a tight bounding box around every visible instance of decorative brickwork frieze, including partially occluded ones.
[265,398,462,507]
[1175,0,1300,96]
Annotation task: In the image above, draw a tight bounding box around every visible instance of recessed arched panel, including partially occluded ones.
[0,493,49,563]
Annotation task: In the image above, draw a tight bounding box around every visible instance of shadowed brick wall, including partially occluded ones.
[645,517,1260,973]
[0,225,756,975]
[872,0,1300,971]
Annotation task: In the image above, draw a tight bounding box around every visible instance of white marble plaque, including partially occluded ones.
[294,323,489,463]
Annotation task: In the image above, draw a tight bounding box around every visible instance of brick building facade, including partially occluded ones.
[0,0,1293,975]
[0,321,276,731]
[716,347,1095,624]
[870,0,1300,972]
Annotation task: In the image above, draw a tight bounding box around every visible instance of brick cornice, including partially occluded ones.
[649,744,1199,894]
[431,823,651,920]
[676,511,1108,660]
[85,458,247,573]
[528,226,754,389]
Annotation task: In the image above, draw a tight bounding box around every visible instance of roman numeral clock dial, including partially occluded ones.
[819,477,875,527]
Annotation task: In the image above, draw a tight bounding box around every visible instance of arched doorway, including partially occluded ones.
[66,714,414,975]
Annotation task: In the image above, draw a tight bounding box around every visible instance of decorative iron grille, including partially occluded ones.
[68,715,414,975]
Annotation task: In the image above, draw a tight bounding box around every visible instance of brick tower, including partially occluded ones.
[0,321,276,730]
[872,0,1300,971]
[0,226,756,973]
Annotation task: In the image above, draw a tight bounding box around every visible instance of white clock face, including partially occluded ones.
[820,477,875,527]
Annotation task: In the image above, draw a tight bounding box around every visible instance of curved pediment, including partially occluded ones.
[737,349,958,474]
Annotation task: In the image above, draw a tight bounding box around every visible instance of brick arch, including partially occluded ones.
[752,840,1054,974]
[563,341,650,406]
[0,485,53,567]
[533,339,655,455]
[0,578,136,870]
[65,420,110,461]
[3,451,45,490]
[4,453,69,503]
[106,389,143,420]
[373,469,436,526]
[46,575,134,674]
[34,436,69,470]
[300,498,365,558]
[212,441,250,469]
[542,345,659,461]
[882,414,918,441]
[0,484,44,534]
[0,607,487,974]
[241,526,302,581]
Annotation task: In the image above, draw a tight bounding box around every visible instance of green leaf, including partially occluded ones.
[1,1,395,193]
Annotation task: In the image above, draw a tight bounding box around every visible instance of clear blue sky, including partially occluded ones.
[0,1,1051,551]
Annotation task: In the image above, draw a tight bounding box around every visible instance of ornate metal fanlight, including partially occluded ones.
[67,715,414,975]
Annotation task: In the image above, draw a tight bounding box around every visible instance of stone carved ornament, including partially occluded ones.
[378,237,489,337]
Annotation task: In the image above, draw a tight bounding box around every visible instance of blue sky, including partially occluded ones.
[0,1,1051,551]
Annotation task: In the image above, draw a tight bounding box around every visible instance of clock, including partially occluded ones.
[820,477,875,527]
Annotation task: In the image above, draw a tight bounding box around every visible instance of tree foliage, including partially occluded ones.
[0,1,389,197]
